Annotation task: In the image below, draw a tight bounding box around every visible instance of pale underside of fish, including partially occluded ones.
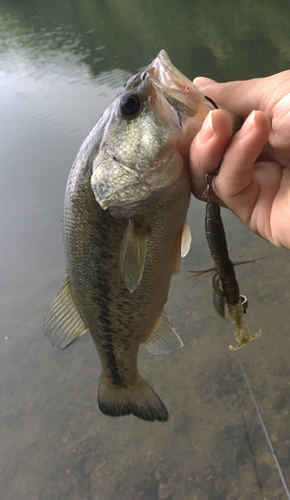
[44,50,234,422]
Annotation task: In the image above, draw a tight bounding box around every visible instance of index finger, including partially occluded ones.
[194,71,290,119]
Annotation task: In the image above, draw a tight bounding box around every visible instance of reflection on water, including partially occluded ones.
[2,0,290,499]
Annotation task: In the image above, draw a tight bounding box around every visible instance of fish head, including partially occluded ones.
[90,50,211,212]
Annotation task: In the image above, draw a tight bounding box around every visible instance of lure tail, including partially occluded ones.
[98,372,169,422]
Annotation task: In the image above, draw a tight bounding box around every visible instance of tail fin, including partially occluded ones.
[98,373,169,422]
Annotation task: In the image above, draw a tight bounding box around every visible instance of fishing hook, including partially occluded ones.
[202,95,220,201]
[239,294,248,313]
[202,170,220,201]
[204,95,219,110]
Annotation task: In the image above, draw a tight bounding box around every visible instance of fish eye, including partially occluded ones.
[119,93,142,117]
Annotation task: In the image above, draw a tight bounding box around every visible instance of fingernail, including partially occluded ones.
[248,110,257,127]
[193,76,216,89]
[239,110,257,136]
[198,110,215,144]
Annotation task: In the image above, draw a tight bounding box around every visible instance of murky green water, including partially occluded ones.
[2,1,290,498]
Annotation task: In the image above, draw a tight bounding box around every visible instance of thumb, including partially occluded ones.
[194,76,216,88]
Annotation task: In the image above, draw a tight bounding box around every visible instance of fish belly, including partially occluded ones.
[63,169,191,420]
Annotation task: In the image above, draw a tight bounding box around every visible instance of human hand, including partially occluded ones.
[189,71,290,248]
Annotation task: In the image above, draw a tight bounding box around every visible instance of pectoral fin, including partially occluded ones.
[44,275,88,349]
[144,312,183,355]
[181,220,191,257]
[120,220,148,293]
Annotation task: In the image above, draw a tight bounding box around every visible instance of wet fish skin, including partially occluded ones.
[64,147,190,368]
[63,145,190,422]
[44,59,195,422]
[44,50,240,421]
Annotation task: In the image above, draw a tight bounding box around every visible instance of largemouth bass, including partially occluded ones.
[44,50,223,422]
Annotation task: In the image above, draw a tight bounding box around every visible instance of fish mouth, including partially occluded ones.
[148,50,206,117]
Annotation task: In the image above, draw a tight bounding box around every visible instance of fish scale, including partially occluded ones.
[44,50,212,421]
[64,169,190,383]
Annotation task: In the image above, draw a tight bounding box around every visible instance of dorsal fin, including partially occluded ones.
[120,220,148,293]
[144,312,183,355]
[44,275,88,349]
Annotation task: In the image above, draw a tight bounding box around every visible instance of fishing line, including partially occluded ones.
[235,352,290,499]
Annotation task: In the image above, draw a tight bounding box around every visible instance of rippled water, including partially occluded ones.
[2,1,290,499]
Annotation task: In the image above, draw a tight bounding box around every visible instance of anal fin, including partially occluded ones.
[44,275,88,349]
[144,312,183,355]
